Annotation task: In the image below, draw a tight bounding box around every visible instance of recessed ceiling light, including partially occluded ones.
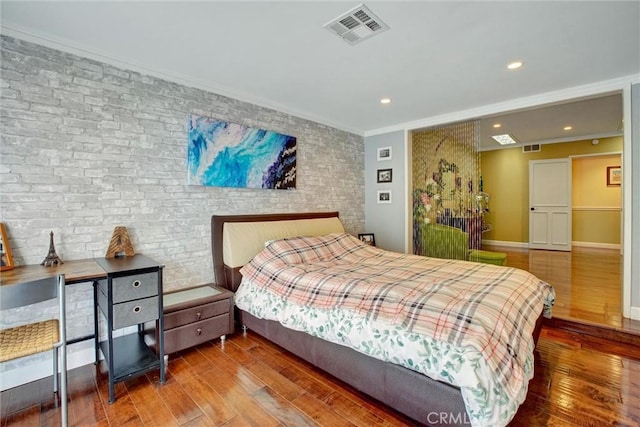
[380,98,391,104]
[564,126,573,131]
[493,123,501,128]
[507,61,523,70]
[491,134,518,145]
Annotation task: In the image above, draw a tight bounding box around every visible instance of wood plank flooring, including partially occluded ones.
[2,327,639,426]
[3,245,640,426]
[484,245,640,335]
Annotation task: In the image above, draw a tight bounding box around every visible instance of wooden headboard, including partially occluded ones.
[211,212,342,292]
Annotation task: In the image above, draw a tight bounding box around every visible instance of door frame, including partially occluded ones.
[400,79,635,320]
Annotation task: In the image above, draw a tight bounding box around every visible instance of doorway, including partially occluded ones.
[479,138,625,330]
[405,89,634,326]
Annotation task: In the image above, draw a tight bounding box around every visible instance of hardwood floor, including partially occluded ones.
[1,327,639,427]
[3,246,640,426]
[484,244,640,336]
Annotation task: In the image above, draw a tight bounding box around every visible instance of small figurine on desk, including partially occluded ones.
[105,226,135,258]
[41,231,63,267]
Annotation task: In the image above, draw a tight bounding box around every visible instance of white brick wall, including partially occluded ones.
[0,35,365,381]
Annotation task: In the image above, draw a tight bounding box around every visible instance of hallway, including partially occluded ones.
[485,244,640,335]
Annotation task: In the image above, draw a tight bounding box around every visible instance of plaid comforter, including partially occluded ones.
[237,233,555,426]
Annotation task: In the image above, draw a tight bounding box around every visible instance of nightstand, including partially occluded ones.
[94,255,165,404]
[162,284,234,355]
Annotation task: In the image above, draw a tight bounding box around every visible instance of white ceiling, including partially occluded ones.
[1,1,638,150]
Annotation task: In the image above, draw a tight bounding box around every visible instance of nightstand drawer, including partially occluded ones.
[111,296,159,329]
[160,284,234,356]
[98,271,158,303]
[164,315,230,354]
[164,300,230,330]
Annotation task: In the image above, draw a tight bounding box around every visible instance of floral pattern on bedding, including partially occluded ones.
[235,233,555,427]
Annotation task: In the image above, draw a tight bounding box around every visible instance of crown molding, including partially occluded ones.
[365,75,639,137]
[0,25,365,137]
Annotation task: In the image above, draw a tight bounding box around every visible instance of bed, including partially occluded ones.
[211,212,554,427]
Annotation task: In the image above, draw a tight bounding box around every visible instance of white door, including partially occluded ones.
[529,159,572,251]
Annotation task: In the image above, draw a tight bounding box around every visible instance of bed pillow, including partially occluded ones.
[223,216,345,268]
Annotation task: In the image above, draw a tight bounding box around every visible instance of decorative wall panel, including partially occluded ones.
[412,121,481,256]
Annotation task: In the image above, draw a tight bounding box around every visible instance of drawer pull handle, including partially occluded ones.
[133,306,142,313]
[196,312,202,320]
[196,328,202,335]
[132,280,142,288]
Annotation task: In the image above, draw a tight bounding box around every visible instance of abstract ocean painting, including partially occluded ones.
[187,115,297,189]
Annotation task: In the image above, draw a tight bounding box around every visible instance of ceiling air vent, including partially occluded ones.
[324,3,390,45]
[522,144,541,153]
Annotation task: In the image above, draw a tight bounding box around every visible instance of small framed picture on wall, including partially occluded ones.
[607,165,621,186]
[377,168,392,183]
[377,146,392,161]
[377,190,392,204]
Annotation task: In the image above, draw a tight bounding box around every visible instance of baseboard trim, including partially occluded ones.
[630,306,640,321]
[483,239,622,251]
[481,240,529,248]
[572,241,621,250]
[0,347,99,392]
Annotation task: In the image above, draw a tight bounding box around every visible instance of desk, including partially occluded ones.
[0,255,166,404]
[1,259,107,345]
[0,258,106,287]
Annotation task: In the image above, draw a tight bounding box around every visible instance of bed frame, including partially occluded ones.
[211,212,543,426]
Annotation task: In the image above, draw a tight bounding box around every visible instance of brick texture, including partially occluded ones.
[0,35,364,367]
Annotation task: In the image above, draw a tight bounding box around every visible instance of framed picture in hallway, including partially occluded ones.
[607,166,621,186]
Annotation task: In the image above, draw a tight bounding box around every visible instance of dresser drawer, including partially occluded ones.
[98,271,158,303]
[111,296,159,329]
[164,315,230,354]
[164,300,230,330]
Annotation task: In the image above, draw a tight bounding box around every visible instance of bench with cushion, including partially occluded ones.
[422,223,507,265]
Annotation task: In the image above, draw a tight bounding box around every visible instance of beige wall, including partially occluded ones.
[572,155,621,244]
[480,137,622,245]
